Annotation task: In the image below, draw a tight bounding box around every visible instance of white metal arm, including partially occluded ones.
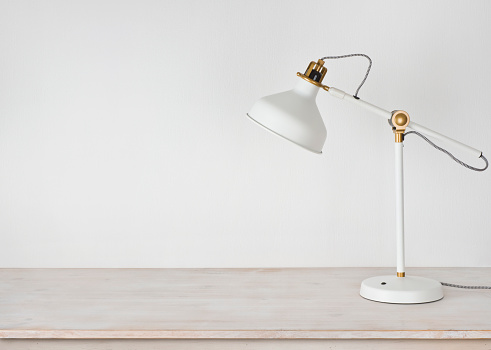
[327,87,483,158]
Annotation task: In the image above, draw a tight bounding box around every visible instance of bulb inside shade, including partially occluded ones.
[247,78,327,153]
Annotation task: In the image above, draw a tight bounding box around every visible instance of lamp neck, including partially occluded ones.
[293,78,320,99]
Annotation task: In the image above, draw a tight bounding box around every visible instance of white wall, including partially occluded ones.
[0,0,490,268]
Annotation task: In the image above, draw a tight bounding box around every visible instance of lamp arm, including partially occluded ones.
[327,87,392,120]
[327,87,483,158]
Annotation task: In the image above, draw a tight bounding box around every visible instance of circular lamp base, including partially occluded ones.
[360,275,444,304]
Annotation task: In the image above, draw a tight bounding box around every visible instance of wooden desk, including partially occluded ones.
[1,268,490,349]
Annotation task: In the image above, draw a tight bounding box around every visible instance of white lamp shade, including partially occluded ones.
[247,78,327,153]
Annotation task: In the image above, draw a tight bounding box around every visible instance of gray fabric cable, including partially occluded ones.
[440,282,491,290]
[404,131,488,172]
[404,131,489,289]
[403,131,488,287]
[320,53,372,98]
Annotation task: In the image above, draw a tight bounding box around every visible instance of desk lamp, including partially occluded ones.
[247,54,488,304]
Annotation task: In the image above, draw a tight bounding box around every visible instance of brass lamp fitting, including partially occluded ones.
[297,59,330,91]
[305,59,327,83]
[391,110,410,143]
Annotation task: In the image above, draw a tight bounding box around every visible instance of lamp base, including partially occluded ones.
[360,275,444,304]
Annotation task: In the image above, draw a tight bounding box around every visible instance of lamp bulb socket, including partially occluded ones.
[304,59,327,83]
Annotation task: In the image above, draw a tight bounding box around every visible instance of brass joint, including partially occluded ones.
[297,59,330,91]
[397,272,405,277]
[390,110,410,143]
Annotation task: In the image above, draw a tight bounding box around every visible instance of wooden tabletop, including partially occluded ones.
[0,268,490,339]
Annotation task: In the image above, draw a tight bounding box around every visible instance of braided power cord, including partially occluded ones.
[320,53,372,98]
[404,131,488,172]
[403,131,488,287]
[319,54,488,173]
[404,132,488,289]
[441,282,491,289]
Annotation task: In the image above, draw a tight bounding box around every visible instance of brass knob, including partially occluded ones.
[393,112,408,127]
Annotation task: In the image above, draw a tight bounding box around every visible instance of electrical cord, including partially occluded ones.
[404,131,489,288]
[320,54,372,98]
[440,282,491,289]
[319,55,487,171]
[319,55,487,173]
[404,131,488,172]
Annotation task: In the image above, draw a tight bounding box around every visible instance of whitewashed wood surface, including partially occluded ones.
[0,268,490,339]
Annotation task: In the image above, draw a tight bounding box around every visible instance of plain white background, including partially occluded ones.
[0,0,490,268]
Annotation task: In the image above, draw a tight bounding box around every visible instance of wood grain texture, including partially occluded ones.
[0,268,490,339]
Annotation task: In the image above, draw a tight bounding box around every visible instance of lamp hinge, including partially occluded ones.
[390,110,410,143]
